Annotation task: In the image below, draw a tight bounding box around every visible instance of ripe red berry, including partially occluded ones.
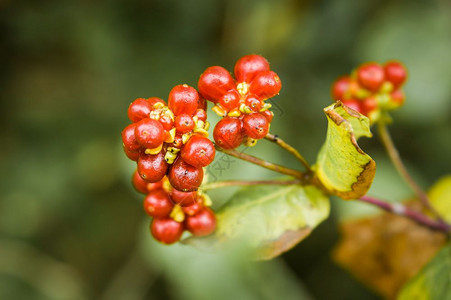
[245,94,263,112]
[132,169,149,194]
[122,123,141,152]
[147,179,164,192]
[234,54,270,83]
[128,98,153,123]
[143,189,174,218]
[185,207,216,237]
[168,158,203,192]
[260,110,274,123]
[342,99,362,114]
[242,113,269,139]
[123,147,140,161]
[150,218,184,244]
[357,63,385,92]
[174,114,195,133]
[249,70,281,100]
[168,84,199,116]
[182,199,203,216]
[147,97,166,107]
[331,76,351,100]
[135,118,165,149]
[390,89,405,106]
[193,109,207,122]
[137,152,168,183]
[170,189,198,207]
[181,135,215,168]
[361,97,378,116]
[159,115,174,131]
[213,117,244,149]
[384,61,407,88]
[219,89,240,111]
[198,66,235,102]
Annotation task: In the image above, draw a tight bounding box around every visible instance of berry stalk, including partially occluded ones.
[377,120,448,225]
[215,145,306,180]
[201,179,302,191]
[359,196,450,233]
[265,133,312,172]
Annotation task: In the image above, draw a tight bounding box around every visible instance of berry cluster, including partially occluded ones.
[198,54,282,149]
[331,61,407,122]
[121,84,215,192]
[132,171,216,244]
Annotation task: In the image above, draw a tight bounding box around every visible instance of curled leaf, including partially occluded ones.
[314,101,376,200]
[184,184,330,260]
[428,175,451,222]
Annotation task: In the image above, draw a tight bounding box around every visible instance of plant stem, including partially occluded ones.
[265,133,312,172]
[359,196,450,233]
[215,146,307,181]
[377,120,445,222]
[202,179,301,191]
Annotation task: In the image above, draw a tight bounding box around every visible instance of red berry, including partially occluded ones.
[123,147,140,161]
[147,97,166,107]
[219,89,240,111]
[390,89,405,106]
[168,158,203,192]
[342,99,362,114]
[213,117,244,149]
[132,169,149,194]
[170,189,198,207]
[357,63,385,92]
[182,199,203,216]
[137,152,168,183]
[174,114,195,133]
[122,123,141,152]
[128,98,153,123]
[331,76,351,100]
[185,207,216,237]
[193,109,207,122]
[147,179,164,192]
[150,218,184,244]
[134,118,165,149]
[143,189,174,218]
[181,135,215,168]
[234,54,270,83]
[384,61,407,88]
[242,113,269,139]
[249,70,281,100]
[245,94,263,112]
[172,134,183,149]
[168,84,199,116]
[198,66,235,102]
[260,110,274,123]
[159,115,174,131]
[361,97,378,116]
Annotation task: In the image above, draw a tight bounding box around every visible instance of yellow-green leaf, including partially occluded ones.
[314,101,376,200]
[428,175,451,222]
[184,184,330,260]
[397,242,451,300]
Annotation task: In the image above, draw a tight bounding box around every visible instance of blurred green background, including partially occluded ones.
[1,0,450,299]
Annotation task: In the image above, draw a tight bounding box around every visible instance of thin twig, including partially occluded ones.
[377,121,447,224]
[202,179,301,191]
[265,133,312,172]
[359,195,450,233]
[215,145,307,181]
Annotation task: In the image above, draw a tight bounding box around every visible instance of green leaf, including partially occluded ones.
[314,101,376,200]
[428,175,451,222]
[397,242,451,300]
[185,184,330,260]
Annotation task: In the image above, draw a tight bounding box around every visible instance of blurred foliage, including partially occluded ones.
[1,0,450,299]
